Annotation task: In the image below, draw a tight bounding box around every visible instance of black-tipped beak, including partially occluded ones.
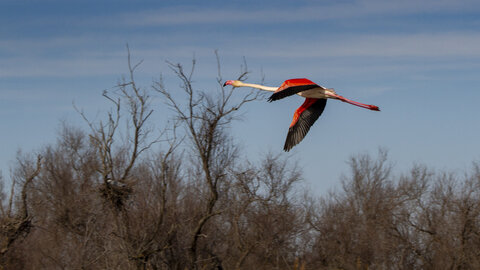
[223,82,227,87]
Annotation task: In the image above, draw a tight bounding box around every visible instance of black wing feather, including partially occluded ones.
[284,99,327,151]
[268,84,317,102]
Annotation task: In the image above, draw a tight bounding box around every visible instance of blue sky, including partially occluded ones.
[2,0,480,193]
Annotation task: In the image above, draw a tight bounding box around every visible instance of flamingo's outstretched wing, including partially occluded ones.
[269,78,325,102]
[284,98,327,151]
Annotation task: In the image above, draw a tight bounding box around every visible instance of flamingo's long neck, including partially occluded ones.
[329,93,380,111]
[239,82,278,92]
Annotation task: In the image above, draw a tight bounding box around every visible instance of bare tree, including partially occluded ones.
[154,52,259,269]
[220,153,305,269]
[305,150,427,269]
[0,153,41,267]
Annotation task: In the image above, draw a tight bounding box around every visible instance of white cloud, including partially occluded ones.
[219,32,480,58]
[2,31,480,80]
[111,0,480,26]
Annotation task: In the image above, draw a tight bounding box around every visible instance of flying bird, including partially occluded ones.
[223,78,380,151]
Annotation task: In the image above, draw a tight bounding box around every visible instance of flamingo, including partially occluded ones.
[223,78,380,151]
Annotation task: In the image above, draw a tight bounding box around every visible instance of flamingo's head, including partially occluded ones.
[223,80,242,87]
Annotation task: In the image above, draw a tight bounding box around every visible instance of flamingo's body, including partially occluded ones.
[224,78,380,151]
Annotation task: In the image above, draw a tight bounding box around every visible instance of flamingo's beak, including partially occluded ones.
[223,80,234,87]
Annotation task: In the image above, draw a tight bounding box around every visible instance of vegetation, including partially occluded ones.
[1,53,480,269]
